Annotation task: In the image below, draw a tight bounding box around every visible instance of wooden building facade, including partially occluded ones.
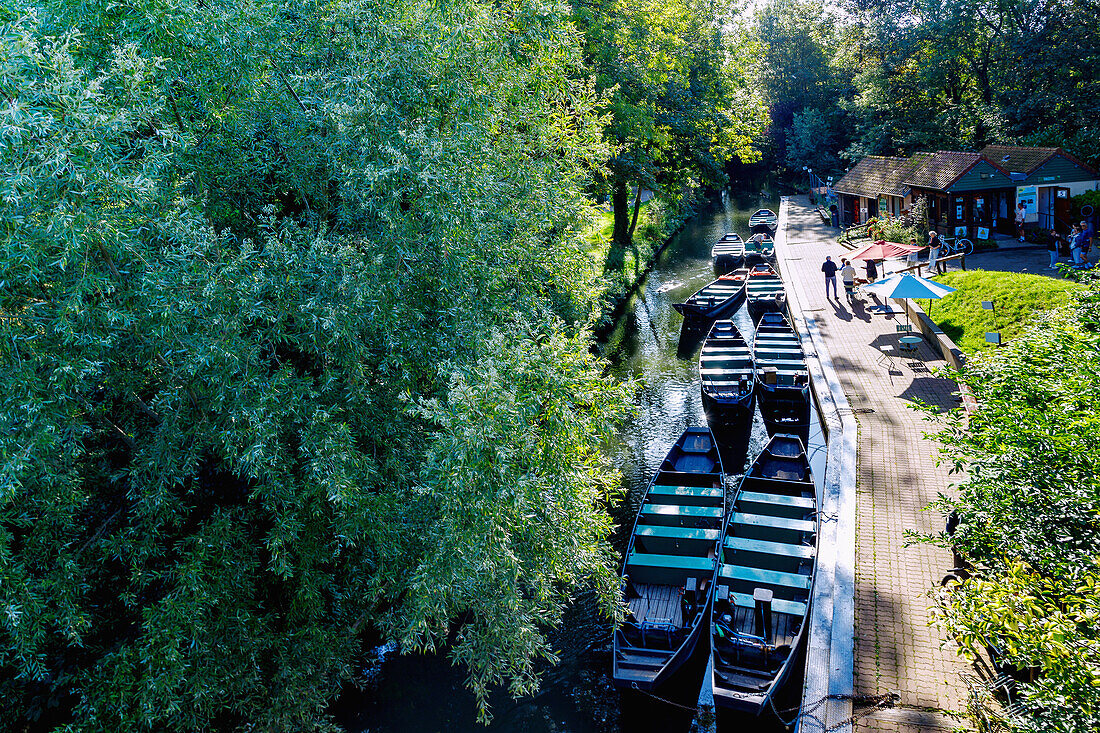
[834,145,1099,239]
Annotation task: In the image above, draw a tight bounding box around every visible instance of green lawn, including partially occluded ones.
[930,270,1083,354]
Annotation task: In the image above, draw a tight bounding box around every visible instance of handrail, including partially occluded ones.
[891,252,966,276]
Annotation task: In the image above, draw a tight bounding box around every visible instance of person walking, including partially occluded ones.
[840,258,857,301]
[1015,201,1027,242]
[928,230,944,275]
[822,255,839,299]
[1047,229,1061,269]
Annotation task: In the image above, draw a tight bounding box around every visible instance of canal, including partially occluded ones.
[337,188,824,732]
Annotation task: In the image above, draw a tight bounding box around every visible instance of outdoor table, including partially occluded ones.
[899,335,922,354]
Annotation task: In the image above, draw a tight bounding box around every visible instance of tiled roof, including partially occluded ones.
[834,156,914,198]
[906,151,982,190]
[980,145,1058,175]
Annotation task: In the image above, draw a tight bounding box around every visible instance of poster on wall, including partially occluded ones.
[956,204,964,219]
[977,227,990,239]
[955,226,968,237]
[1017,186,1038,222]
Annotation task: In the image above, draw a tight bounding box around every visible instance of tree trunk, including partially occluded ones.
[612,179,631,248]
[627,185,643,241]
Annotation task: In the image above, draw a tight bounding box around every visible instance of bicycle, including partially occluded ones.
[940,236,974,256]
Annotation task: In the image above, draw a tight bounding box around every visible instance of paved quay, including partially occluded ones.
[778,196,971,732]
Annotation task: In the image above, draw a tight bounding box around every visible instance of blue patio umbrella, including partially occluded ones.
[863,273,956,324]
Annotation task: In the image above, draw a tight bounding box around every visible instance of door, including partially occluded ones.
[1054,187,1071,232]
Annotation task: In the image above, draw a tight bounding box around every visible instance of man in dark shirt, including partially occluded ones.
[822,256,839,298]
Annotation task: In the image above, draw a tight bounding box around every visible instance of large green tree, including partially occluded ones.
[573,0,766,247]
[1,2,631,729]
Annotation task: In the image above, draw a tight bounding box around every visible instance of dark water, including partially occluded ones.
[337,189,826,733]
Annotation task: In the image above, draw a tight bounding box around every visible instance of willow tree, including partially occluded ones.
[0,2,630,730]
[573,0,767,248]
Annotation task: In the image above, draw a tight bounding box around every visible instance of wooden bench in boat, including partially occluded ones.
[627,552,715,585]
[719,564,812,594]
[725,536,814,560]
[648,485,724,506]
[641,504,724,526]
[736,491,814,519]
[725,588,808,617]
[732,512,814,532]
[636,525,721,555]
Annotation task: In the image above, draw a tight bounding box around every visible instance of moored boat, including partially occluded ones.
[710,433,817,714]
[744,265,787,323]
[712,234,745,273]
[742,233,775,265]
[749,208,778,235]
[700,320,755,429]
[613,428,725,691]
[752,313,810,436]
[672,271,747,320]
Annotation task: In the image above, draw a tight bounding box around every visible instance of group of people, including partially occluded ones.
[1047,220,1094,268]
[822,255,877,300]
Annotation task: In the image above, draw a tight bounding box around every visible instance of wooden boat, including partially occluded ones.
[710,433,817,714]
[672,271,747,320]
[752,313,810,435]
[742,233,775,265]
[700,320,755,428]
[712,234,744,273]
[744,265,787,323]
[749,209,778,235]
[614,428,725,691]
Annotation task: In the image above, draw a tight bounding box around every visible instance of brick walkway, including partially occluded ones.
[779,197,970,731]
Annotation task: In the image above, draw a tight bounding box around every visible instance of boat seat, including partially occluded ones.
[725,536,814,560]
[732,512,814,529]
[627,552,715,586]
[648,485,724,506]
[636,526,721,555]
[725,589,808,617]
[637,526,721,542]
[737,491,814,511]
[641,504,724,527]
[719,564,812,592]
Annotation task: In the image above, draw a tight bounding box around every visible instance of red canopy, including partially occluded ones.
[849,239,925,261]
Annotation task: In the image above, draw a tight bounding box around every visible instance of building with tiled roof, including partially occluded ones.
[834,145,1098,239]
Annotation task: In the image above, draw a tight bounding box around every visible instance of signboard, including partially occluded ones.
[955,226,968,237]
[956,204,964,220]
[977,227,990,239]
[1057,189,1069,198]
[1016,186,1038,222]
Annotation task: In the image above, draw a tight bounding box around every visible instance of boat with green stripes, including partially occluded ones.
[742,233,775,265]
[712,233,745,273]
[672,272,747,321]
[613,427,725,691]
[745,264,786,323]
[700,320,755,428]
[752,312,810,437]
[709,433,817,714]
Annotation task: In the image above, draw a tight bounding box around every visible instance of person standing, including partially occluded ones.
[864,257,878,283]
[1070,223,1084,264]
[1081,220,1093,262]
[1047,229,1061,269]
[822,256,839,299]
[928,230,944,275]
[840,258,857,301]
[1015,201,1027,242]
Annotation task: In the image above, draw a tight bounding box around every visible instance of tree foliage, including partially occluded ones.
[922,279,1100,731]
[1,3,632,729]
[573,0,767,247]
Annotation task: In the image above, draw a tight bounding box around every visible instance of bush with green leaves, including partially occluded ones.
[923,275,1100,732]
[1,4,634,730]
